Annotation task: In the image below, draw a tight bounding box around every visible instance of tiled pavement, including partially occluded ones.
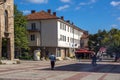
[0,59,120,80]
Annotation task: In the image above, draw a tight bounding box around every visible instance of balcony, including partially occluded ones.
[27,29,40,32]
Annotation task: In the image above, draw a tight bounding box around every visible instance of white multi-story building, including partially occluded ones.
[26,9,86,59]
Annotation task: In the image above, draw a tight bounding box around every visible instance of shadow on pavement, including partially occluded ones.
[39,62,120,74]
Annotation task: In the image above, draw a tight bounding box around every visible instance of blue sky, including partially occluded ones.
[14,0,120,34]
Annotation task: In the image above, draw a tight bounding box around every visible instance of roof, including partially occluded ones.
[26,10,58,20]
[26,10,88,32]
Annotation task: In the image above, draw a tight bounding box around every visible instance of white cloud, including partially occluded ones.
[91,0,97,3]
[79,0,97,6]
[79,2,88,6]
[110,1,120,7]
[56,5,70,11]
[23,10,31,15]
[27,0,48,4]
[111,24,118,28]
[75,6,81,10]
[117,17,120,21]
[60,0,71,3]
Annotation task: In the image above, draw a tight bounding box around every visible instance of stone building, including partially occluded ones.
[0,0,14,60]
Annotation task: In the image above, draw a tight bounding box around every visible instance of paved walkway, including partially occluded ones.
[0,59,120,80]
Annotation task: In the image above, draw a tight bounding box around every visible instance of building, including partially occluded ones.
[26,9,86,59]
[0,0,14,60]
[80,31,89,49]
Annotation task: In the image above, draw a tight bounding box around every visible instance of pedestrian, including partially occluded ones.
[91,53,97,66]
[49,53,56,70]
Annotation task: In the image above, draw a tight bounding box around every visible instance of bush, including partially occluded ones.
[19,52,33,60]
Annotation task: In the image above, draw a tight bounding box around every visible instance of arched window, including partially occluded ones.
[4,10,8,32]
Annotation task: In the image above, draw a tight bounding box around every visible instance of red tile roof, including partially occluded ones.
[26,10,86,32]
[26,10,58,20]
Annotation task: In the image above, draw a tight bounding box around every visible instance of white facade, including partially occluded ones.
[57,20,83,48]
[27,15,84,59]
[27,19,83,47]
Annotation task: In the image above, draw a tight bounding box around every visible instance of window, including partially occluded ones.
[64,36,66,42]
[67,37,69,42]
[30,34,35,41]
[70,27,72,33]
[60,35,66,42]
[31,23,36,30]
[60,23,62,29]
[57,48,61,57]
[60,22,67,31]
[60,35,62,40]
[67,26,69,32]
[4,10,8,32]
[64,24,66,31]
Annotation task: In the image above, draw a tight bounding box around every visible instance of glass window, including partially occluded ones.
[31,23,36,30]
[60,23,62,29]
[67,37,69,42]
[30,34,35,41]
[4,10,8,32]
[67,26,69,32]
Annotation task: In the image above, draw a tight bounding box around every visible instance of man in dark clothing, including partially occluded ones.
[91,53,97,66]
[49,53,56,70]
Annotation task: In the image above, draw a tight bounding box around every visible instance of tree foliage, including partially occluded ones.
[14,5,29,52]
[89,28,120,55]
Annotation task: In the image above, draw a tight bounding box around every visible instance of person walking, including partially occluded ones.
[49,53,56,70]
[91,53,97,66]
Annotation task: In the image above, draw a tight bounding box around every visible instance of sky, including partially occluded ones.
[14,0,120,34]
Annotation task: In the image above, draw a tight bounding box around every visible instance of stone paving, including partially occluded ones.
[0,59,120,80]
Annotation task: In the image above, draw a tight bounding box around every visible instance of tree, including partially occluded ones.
[14,5,29,58]
[89,28,120,61]
[106,28,120,61]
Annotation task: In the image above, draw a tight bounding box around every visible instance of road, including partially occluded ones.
[0,59,120,80]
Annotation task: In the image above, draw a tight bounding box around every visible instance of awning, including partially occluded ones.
[75,49,94,54]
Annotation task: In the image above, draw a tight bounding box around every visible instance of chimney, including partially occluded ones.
[53,12,56,16]
[47,9,51,14]
[61,16,64,20]
[31,10,36,13]
[67,20,70,23]
[72,22,74,25]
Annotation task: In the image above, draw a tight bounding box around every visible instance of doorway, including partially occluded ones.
[2,38,10,59]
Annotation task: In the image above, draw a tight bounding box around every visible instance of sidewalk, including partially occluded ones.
[0,59,120,80]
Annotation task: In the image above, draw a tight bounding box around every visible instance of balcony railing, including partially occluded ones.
[27,29,40,32]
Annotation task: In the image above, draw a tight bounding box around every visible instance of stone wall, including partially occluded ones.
[0,0,14,60]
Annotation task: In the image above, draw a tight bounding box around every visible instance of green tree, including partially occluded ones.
[89,28,120,61]
[14,5,29,57]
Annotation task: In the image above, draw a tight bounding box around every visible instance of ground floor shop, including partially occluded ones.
[30,46,76,60]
